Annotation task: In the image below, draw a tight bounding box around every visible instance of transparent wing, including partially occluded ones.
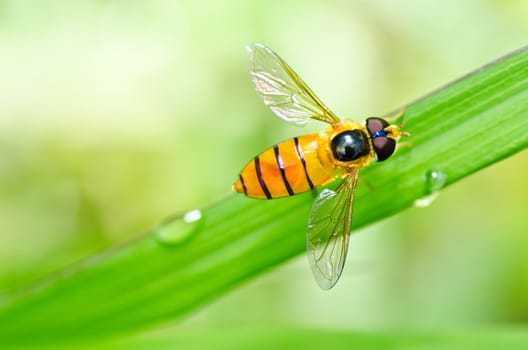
[307,170,359,290]
[246,42,340,126]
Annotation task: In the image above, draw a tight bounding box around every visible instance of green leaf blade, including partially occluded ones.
[0,45,527,346]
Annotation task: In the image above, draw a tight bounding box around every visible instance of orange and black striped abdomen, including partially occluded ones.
[233,133,335,199]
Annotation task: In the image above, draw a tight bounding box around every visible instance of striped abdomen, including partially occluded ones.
[233,133,335,199]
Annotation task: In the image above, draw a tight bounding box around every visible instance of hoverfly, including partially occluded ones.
[233,43,409,289]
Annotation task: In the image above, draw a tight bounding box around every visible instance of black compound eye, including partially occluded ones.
[331,130,369,162]
[366,117,389,135]
[365,117,396,162]
[372,137,396,161]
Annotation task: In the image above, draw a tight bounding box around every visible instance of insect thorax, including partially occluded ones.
[318,120,375,171]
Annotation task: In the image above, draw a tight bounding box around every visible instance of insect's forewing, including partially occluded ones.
[307,170,359,290]
[246,42,340,126]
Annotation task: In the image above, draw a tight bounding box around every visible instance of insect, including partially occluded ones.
[233,43,409,289]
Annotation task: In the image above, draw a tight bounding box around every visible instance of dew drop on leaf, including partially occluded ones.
[154,209,202,245]
[414,169,447,208]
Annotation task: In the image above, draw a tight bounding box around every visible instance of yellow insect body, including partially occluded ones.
[233,43,408,289]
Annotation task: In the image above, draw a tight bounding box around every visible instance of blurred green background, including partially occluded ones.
[0,0,527,336]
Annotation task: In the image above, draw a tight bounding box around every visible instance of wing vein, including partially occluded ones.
[307,171,359,289]
[246,42,340,126]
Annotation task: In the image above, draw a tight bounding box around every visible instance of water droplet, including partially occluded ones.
[154,209,203,245]
[183,209,202,223]
[414,169,447,208]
